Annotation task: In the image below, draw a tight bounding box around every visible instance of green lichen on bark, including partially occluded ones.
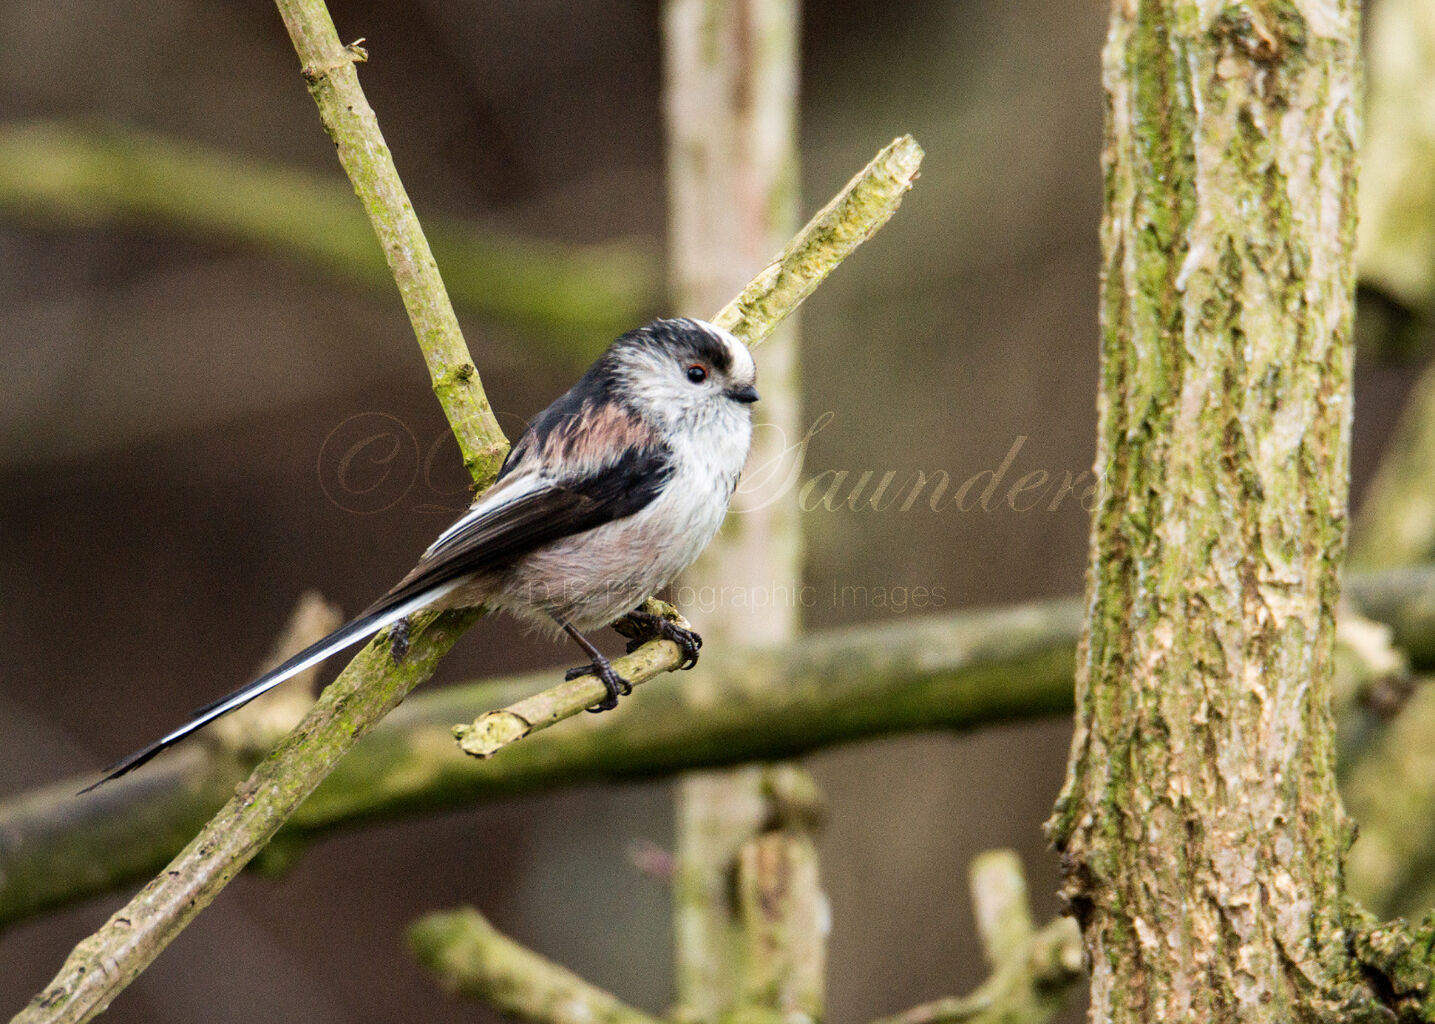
[1049,2,1366,1021]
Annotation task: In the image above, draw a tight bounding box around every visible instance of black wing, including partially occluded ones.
[81,446,673,793]
[371,443,673,614]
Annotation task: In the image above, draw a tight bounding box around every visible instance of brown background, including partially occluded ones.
[0,1,1406,1021]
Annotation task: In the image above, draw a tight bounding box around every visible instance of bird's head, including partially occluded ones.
[604,318,759,434]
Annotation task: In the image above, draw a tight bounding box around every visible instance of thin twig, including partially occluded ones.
[866,852,1082,1024]
[452,600,695,757]
[713,134,923,349]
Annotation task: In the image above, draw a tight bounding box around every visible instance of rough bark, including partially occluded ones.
[1047,2,1368,1021]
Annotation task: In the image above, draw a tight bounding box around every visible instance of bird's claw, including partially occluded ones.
[620,610,703,670]
[565,657,632,712]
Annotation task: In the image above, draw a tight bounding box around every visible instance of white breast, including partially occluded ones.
[493,408,752,632]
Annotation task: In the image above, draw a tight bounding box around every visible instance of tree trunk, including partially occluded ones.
[1048,2,1370,1021]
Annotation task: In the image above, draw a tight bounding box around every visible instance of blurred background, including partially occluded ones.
[0,1,1419,1021]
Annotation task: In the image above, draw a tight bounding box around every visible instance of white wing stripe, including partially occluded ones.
[425,471,549,555]
[152,581,461,748]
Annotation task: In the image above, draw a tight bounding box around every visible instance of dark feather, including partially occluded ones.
[80,604,416,791]
[627,318,734,374]
[80,318,727,792]
[374,443,673,613]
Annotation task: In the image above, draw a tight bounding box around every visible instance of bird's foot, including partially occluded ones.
[618,608,703,669]
[565,655,633,712]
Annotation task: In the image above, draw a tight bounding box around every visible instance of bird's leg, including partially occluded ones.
[615,607,703,669]
[556,619,632,712]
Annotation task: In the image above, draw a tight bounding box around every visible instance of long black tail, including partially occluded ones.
[80,585,454,793]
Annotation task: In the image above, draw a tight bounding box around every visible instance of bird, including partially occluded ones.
[83,317,759,791]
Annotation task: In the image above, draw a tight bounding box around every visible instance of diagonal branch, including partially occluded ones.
[713,134,922,350]
[11,125,925,1024]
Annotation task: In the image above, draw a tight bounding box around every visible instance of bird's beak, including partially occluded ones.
[726,384,760,404]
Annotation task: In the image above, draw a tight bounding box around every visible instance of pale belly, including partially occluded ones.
[485,464,733,632]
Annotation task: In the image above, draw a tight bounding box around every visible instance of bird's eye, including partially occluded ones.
[686,364,708,384]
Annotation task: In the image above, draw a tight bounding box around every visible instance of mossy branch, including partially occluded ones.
[0,121,657,350]
[0,594,1070,927]
[8,567,1433,929]
[711,134,922,350]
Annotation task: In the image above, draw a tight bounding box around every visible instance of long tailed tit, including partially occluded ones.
[85,318,758,790]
